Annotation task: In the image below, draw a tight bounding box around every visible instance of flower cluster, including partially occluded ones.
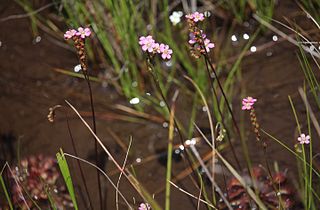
[64,27,92,71]
[64,27,91,40]
[139,35,173,60]
[241,96,257,110]
[169,11,183,25]
[297,133,310,145]
[185,12,214,58]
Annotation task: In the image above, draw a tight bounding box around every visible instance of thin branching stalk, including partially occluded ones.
[189,144,232,210]
[195,126,268,210]
[65,100,162,210]
[116,138,132,210]
[82,71,103,210]
[169,181,217,209]
[145,56,201,188]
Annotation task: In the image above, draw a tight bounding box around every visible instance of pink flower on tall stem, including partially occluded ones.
[297,133,310,145]
[204,38,215,52]
[192,12,205,22]
[139,35,155,52]
[242,96,257,110]
[185,12,205,22]
[159,44,173,60]
[64,29,77,40]
[76,27,91,39]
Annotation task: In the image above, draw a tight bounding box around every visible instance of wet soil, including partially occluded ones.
[0,0,319,209]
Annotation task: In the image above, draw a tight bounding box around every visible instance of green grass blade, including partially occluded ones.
[56,149,78,210]
[0,174,13,210]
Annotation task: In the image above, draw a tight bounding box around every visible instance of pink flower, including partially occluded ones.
[138,203,151,210]
[139,35,155,52]
[188,32,206,44]
[242,96,257,110]
[297,133,310,145]
[64,29,77,40]
[204,38,215,52]
[76,27,91,39]
[192,12,205,22]
[159,43,173,60]
[185,12,205,22]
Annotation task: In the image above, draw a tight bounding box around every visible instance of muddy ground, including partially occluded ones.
[0,0,319,209]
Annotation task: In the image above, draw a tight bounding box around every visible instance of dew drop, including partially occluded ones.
[136,158,142,163]
[129,97,140,105]
[33,36,41,44]
[74,64,82,72]
[162,122,168,128]
[243,33,250,40]
[204,11,211,17]
[202,106,207,112]
[250,46,257,52]
[231,35,237,42]
[272,35,278,41]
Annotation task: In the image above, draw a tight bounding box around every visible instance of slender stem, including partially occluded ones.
[165,98,175,210]
[146,57,201,187]
[204,54,242,142]
[64,110,93,210]
[83,71,103,210]
[203,57,241,170]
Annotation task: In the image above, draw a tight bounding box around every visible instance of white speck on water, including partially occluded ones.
[231,35,237,42]
[185,139,191,145]
[272,35,278,41]
[33,36,41,44]
[243,33,250,40]
[162,122,168,128]
[266,51,273,57]
[129,97,140,105]
[250,46,257,52]
[132,81,138,87]
[179,145,185,150]
[74,64,82,72]
[202,106,207,112]
[136,158,142,163]
[146,92,151,96]
[174,149,180,154]
[160,101,165,107]
[204,11,211,17]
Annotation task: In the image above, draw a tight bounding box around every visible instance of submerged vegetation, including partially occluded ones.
[1,0,320,209]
